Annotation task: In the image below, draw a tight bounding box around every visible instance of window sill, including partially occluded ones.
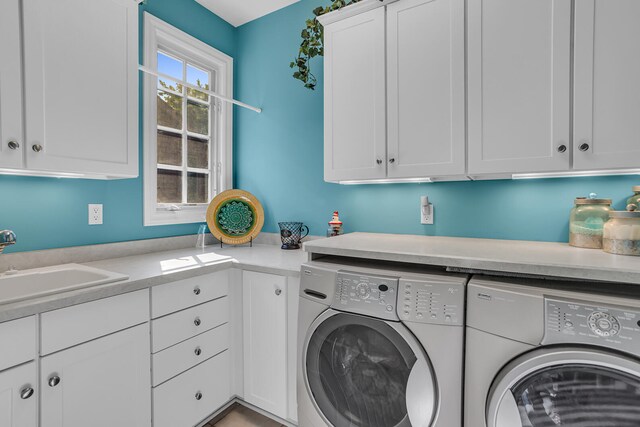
[144,207,207,226]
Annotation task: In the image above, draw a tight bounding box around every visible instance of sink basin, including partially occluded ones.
[0,264,129,305]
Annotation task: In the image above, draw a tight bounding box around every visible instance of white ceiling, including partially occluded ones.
[196,0,300,27]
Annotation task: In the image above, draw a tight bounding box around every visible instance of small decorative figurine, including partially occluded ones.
[327,211,343,237]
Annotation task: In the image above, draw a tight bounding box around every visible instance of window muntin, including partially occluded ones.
[156,50,213,207]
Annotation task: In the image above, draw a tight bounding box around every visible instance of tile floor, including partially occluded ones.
[206,404,286,427]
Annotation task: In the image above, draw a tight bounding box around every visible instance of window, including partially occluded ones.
[143,13,232,226]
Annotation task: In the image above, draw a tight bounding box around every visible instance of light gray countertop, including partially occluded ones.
[304,232,640,285]
[0,244,306,323]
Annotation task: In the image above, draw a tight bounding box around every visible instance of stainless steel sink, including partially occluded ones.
[0,264,129,304]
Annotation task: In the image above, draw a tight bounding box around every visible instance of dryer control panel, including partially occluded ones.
[543,297,640,353]
[398,279,465,326]
[331,271,400,321]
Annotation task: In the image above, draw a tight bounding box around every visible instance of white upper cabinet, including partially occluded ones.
[0,0,24,170]
[467,0,572,176]
[387,0,465,178]
[573,0,640,170]
[21,0,138,178]
[323,7,387,182]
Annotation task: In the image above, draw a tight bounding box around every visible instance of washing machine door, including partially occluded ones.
[486,347,640,427]
[303,309,436,427]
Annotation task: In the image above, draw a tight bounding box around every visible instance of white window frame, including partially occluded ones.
[143,13,233,226]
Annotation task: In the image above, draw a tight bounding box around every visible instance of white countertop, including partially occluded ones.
[304,232,640,285]
[0,244,306,323]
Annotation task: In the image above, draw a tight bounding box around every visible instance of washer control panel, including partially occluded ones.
[398,279,465,326]
[331,271,400,321]
[544,297,640,352]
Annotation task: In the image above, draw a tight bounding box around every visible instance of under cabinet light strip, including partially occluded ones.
[512,169,640,180]
[139,65,262,113]
[339,177,432,185]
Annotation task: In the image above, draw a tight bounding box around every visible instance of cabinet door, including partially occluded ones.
[41,324,151,427]
[574,0,640,170]
[22,0,138,178]
[0,363,37,427]
[387,0,465,178]
[467,0,571,175]
[242,271,287,419]
[324,7,387,182]
[0,0,24,169]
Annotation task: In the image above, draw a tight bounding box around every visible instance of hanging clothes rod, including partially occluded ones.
[139,65,262,113]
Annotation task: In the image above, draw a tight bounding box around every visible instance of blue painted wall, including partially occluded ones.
[1,0,235,253]
[4,0,639,254]
[234,0,640,243]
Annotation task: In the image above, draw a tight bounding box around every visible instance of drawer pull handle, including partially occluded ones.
[48,375,61,387]
[20,387,34,399]
[195,391,203,401]
[193,287,201,295]
[8,140,20,150]
[194,347,202,356]
[32,144,43,153]
[275,288,282,296]
[194,317,201,327]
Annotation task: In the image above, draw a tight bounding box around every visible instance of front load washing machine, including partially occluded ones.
[297,259,468,427]
[465,276,640,427]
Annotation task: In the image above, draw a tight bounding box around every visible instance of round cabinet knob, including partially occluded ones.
[195,391,203,401]
[7,140,19,150]
[579,142,590,152]
[193,317,201,327]
[48,376,61,387]
[557,144,567,153]
[20,387,34,399]
[376,158,383,165]
[194,347,202,356]
[193,287,201,295]
[32,144,43,153]
[275,288,282,296]
[388,158,396,164]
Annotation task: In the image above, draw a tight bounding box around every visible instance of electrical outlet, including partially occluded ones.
[421,196,434,225]
[88,204,103,225]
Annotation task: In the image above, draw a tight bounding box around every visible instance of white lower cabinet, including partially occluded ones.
[242,270,288,419]
[150,271,233,426]
[0,362,37,427]
[40,323,151,427]
[153,350,230,427]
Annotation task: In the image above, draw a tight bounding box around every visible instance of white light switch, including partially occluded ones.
[88,204,103,225]
[421,196,433,225]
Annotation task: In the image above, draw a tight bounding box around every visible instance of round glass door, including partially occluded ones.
[304,311,435,427]
[487,348,640,427]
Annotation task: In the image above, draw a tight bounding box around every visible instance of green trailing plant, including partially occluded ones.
[290,0,361,90]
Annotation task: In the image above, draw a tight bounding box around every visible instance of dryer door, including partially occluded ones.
[486,347,640,427]
[303,309,436,427]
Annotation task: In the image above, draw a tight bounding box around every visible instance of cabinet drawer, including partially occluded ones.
[151,297,228,353]
[41,289,149,355]
[152,323,229,386]
[153,350,231,427]
[151,270,229,319]
[0,316,36,371]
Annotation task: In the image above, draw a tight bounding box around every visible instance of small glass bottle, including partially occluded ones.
[569,194,612,249]
[627,186,640,210]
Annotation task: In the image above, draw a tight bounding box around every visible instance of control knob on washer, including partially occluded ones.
[356,283,370,299]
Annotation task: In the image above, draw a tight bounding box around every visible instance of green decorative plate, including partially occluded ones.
[206,189,264,245]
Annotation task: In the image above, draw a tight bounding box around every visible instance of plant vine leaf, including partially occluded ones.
[291,0,361,90]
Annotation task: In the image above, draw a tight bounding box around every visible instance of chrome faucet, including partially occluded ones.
[0,230,16,254]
